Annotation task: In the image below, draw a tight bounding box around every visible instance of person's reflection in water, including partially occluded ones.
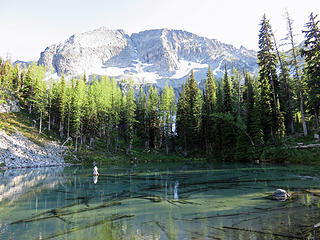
[93,175,99,184]
[174,180,179,200]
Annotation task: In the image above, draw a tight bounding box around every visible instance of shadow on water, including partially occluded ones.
[1,163,320,239]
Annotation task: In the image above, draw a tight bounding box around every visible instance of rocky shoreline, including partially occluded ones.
[0,130,69,169]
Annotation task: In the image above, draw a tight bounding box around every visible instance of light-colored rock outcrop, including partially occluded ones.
[0,95,20,113]
[0,131,67,169]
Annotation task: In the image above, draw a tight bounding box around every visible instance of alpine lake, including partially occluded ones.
[1,162,320,240]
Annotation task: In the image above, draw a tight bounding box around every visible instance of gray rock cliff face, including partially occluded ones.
[38,27,257,87]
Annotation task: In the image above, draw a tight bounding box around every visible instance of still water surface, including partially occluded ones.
[1,162,320,239]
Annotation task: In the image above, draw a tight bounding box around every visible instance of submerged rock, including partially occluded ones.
[272,189,291,201]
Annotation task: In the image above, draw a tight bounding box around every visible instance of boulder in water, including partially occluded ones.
[272,189,291,201]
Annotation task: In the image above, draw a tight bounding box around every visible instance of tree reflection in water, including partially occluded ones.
[0,163,320,239]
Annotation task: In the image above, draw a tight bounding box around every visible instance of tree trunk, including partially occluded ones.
[183,135,188,157]
[59,121,64,137]
[66,110,70,139]
[74,137,78,152]
[48,113,51,131]
[315,110,319,130]
[99,124,102,137]
[290,119,295,135]
[300,95,308,136]
[106,135,111,152]
[115,136,119,153]
[90,137,95,148]
[39,112,42,134]
[126,142,132,155]
[166,142,169,155]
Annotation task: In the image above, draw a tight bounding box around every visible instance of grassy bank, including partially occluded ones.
[0,110,55,146]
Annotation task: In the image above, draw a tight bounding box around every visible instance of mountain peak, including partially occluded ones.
[38,27,257,88]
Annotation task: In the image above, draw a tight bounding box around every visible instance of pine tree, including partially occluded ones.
[212,82,224,157]
[257,14,284,141]
[136,87,148,148]
[221,66,236,160]
[223,65,232,113]
[202,66,216,156]
[71,78,86,152]
[33,75,47,134]
[160,83,176,154]
[124,82,136,154]
[184,70,202,154]
[46,81,54,131]
[302,12,320,130]
[231,67,242,117]
[176,84,188,155]
[147,85,160,149]
[84,81,98,147]
[235,72,259,161]
[57,74,67,137]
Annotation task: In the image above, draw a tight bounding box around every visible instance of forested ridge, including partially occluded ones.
[0,13,319,163]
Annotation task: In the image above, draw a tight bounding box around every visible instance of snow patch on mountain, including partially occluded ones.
[38,27,258,89]
[170,60,208,79]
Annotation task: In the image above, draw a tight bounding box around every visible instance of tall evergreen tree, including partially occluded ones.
[57,74,67,137]
[202,66,216,156]
[71,78,86,152]
[302,12,320,130]
[124,83,136,154]
[231,67,242,117]
[160,83,176,154]
[257,14,284,141]
[84,82,98,147]
[212,83,224,157]
[147,85,160,149]
[221,66,236,160]
[184,70,202,154]
[136,87,148,149]
[176,84,188,155]
[223,65,232,113]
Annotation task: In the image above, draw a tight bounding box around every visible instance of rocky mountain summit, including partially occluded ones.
[38,27,257,87]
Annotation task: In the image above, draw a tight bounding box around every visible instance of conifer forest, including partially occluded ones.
[0,13,320,163]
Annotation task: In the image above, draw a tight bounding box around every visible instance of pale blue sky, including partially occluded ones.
[1,0,319,61]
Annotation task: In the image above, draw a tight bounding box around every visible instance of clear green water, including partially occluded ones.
[1,162,320,240]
